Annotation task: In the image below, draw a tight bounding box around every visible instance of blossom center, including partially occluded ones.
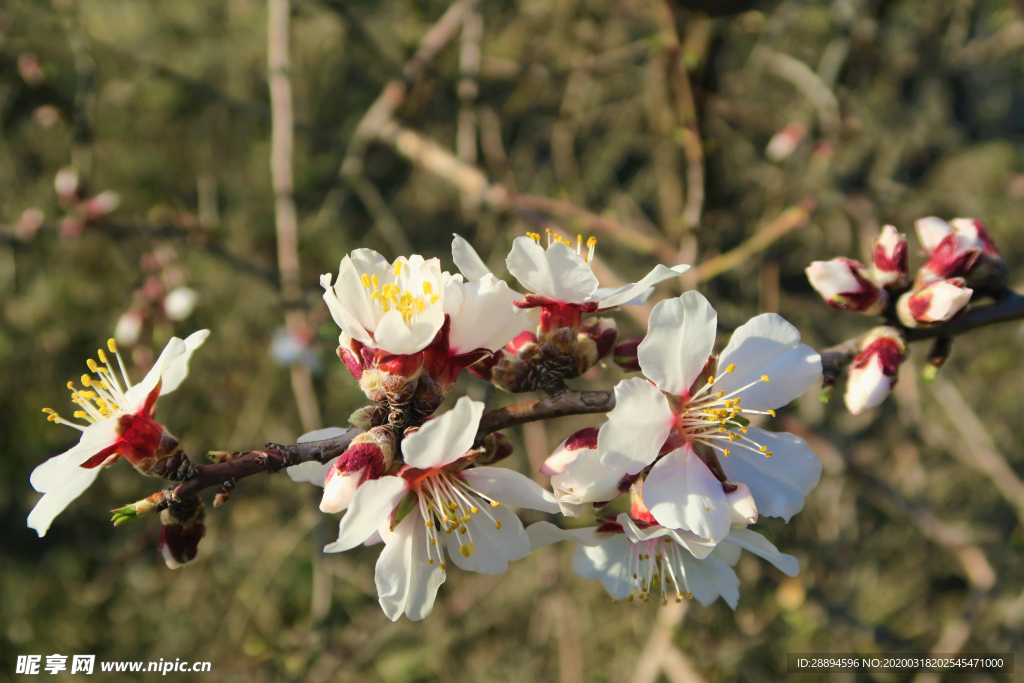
[526,229,597,262]
[42,339,136,432]
[359,261,441,326]
[672,364,777,459]
[613,536,694,605]
[414,470,502,569]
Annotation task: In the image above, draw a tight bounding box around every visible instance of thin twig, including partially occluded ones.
[268,0,321,433]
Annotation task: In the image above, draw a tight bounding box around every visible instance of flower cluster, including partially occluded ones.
[300,237,822,620]
[806,218,1006,413]
[29,230,826,623]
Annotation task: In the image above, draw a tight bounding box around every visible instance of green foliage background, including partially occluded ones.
[2,0,1024,680]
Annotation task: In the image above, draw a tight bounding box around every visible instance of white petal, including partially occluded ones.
[553,448,626,510]
[711,540,742,567]
[402,396,484,469]
[678,551,740,608]
[720,528,799,576]
[321,273,375,347]
[452,234,493,281]
[638,292,717,396]
[30,419,118,493]
[129,337,186,405]
[593,286,652,308]
[505,237,599,303]
[719,427,821,521]
[319,465,364,513]
[597,264,690,308]
[287,456,340,487]
[27,464,103,537]
[616,513,716,559]
[157,329,209,396]
[726,483,758,527]
[324,476,408,553]
[597,377,675,474]
[445,503,528,574]
[375,509,446,621]
[644,445,731,543]
[573,535,633,600]
[844,356,890,415]
[297,426,351,444]
[525,522,608,551]
[373,306,445,355]
[915,216,953,253]
[460,466,559,513]
[714,314,822,411]
[447,274,533,354]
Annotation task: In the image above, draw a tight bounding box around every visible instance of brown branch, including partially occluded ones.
[821,290,1024,379]
[173,390,616,500]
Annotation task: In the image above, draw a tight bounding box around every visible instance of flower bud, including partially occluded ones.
[765,122,806,162]
[158,498,206,569]
[474,432,514,466]
[806,258,887,314]
[541,427,599,476]
[579,318,618,361]
[612,338,642,372]
[319,426,395,514]
[348,404,387,431]
[897,278,972,328]
[82,190,121,219]
[915,217,1006,290]
[870,225,909,289]
[844,327,906,415]
[726,483,758,528]
[163,286,197,321]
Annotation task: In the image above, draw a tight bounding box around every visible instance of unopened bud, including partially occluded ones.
[915,217,1006,291]
[612,338,642,372]
[158,498,205,569]
[163,286,197,321]
[765,122,806,162]
[114,309,144,347]
[871,225,909,289]
[54,167,79,203]
[897,278,972,328]
[82,190,121,219]
[579,318,618,362]
[319,426,395,513]
[348,404,387,431]
[806,258,886,314]
[541,427,599,477]
[844,327,906,415]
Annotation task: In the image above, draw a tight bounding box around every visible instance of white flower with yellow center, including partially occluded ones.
[453,233,689,310]
[321,250,447,356]
[527,513,797,607]
[28,330,209,537]
[322,396,559,621]
[598,291,822,544]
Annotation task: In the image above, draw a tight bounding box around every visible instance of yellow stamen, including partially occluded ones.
[107,339,117,353]
[723,449,730,457]
[761,375,770,382]
[97,349,108,364]
[42,408,56,415]
[86,359,98,373]
[495,520,502,530]
[767,409,776,417]
[726,363,735,373]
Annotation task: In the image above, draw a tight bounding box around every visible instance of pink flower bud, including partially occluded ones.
[726,483,758,527]
[806,258,886,314]
[579,317,618,361]
[914,216,953,254]
[844,327,905,415]
[158,500,206,569]
[541,427,599,477]
[870,225,909,289]
[114,309,144,346]
[15,208,44,242]
[612,338,642,372]
[765,123,806,162]
[319,427,395,513]
[82,191,121,219]
[897,278,972,328]
[915,217,1005,289]
[163,286,197,321]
